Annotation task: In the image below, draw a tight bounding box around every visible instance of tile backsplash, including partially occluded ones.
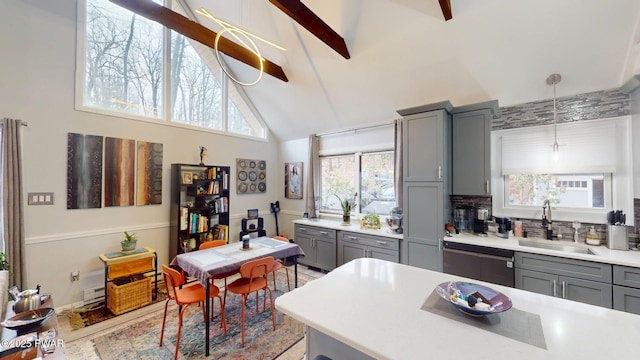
[493,88,629,131]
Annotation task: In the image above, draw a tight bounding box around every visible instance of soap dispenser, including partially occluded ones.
[586,226,600,246]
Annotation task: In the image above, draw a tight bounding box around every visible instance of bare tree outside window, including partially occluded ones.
[80,0,267,139]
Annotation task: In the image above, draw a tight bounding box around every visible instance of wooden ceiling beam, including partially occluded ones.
[268,0,350,59]
[439,0,453,21]
[109,0,288,82]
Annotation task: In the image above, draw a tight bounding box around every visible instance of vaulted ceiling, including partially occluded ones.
[130,0,640,141]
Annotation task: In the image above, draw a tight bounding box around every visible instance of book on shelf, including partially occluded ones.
[212,224,229,241]
[179,207,189,231]
[186,212,209,234]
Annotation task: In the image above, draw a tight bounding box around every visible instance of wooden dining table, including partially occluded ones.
[171,236,305,356]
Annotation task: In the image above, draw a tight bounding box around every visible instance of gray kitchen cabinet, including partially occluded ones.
[451,101,495,195]
[613,265,640,315]
[338,231,400,266]
[399,103,451,182]
[398,103,452,272]
[403,182,445,271]
[515,252,612,308]
[294,224,336,272]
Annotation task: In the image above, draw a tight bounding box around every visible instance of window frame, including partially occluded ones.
[491,116,633,224]
[74,0,269,142]
[319,150,396,217]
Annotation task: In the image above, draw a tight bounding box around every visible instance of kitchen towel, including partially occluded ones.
[421,290,547,349]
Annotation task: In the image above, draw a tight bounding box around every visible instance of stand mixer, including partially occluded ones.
[386,207,403,234]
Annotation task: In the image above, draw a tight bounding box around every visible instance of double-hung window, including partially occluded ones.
[320,151,396,216]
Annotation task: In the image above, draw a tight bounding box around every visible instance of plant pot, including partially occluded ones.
[121,241,137,251]
[342,215,350,224]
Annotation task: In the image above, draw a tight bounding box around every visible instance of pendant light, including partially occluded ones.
[546,73,561,162]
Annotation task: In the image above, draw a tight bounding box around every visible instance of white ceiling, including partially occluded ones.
[183,0,640,141]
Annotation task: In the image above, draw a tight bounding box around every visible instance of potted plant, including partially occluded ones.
[121,231,138,251]
[361,213,381,230]
[334,193,358,224]
[0,253,8,272]
[0,253,9,315]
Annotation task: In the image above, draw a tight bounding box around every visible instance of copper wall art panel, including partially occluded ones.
[67,133,103,209]
[104,137,135,207]
[136,141,163,205]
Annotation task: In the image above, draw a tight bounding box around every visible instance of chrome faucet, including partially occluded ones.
[542,200,553,240]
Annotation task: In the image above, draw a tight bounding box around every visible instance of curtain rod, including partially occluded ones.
[317,120,394,138]
[0,122,28,126]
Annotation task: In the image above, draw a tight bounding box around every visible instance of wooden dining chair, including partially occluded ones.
[268,236,291,292]
[160,265,227,360]
[224,256,276,347]
[199,239,227,249]
[198,240,238,289]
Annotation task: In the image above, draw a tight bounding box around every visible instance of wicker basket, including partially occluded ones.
[107,275,151,315]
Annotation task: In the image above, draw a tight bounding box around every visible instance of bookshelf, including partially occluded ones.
[170,163,230,260]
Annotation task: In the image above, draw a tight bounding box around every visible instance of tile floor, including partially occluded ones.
[58,265,326,359]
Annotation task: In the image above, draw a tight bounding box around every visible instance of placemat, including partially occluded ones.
[421,290,547,349]
[103,248,149,259]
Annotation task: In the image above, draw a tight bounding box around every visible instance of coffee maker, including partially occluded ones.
[494,217,512,238]
[473,207,490,235]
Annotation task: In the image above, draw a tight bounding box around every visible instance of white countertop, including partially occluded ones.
[275,258,640,359]
[294,218,403,240]
[445,232,640,268]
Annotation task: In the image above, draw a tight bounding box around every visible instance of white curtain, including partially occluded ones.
[499,118,622,175]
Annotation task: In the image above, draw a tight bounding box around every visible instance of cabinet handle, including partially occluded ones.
[485,180,490,194]
[363,248,367,257]
[552,280,557,297]
[300,228,307,232]
[320,231,328,235]
[561,281,566,299]
[438,166,442,179]
[347,236,358,240]
[376,241,388,246]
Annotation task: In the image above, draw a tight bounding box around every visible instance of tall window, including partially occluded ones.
[320,151,395,215]
[77,0,267,139]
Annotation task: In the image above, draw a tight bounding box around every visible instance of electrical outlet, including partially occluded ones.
[71,271,80,281]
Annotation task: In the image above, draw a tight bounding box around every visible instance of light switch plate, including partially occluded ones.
[28,192,54,205]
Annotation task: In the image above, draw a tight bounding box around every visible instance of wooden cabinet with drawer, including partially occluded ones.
[294,224,336,271]
[338,231,400,266]
[613,265,640,315]
[515,252,612,308]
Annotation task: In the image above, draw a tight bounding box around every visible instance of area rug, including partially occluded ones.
[91,272,310,359]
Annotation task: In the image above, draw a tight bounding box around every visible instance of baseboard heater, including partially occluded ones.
[83,285,105,306]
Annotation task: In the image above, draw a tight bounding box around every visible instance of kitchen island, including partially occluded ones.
[275,258,640,360]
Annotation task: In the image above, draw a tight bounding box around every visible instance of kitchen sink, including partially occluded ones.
[518,240,597,255]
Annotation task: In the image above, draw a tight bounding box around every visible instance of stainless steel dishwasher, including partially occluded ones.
[443,241,515,287]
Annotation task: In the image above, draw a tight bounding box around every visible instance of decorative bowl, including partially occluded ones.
[2,307,55,331]
[435,281,512,316]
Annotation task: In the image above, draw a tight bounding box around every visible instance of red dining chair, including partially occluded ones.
[268,236,291,292]
[224,256,276,347]
[160,265,227,360]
